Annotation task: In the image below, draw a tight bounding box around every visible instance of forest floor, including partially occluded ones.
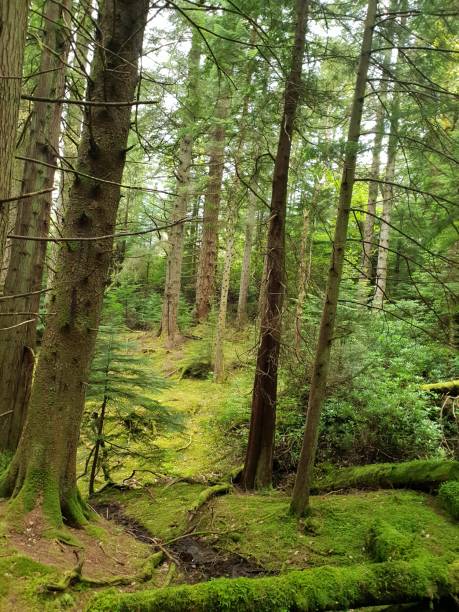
[0,332,457,611]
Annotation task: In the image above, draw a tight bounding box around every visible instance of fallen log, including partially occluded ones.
[439,481,459,520]
[421,380,459,394]
[86,556,458,611]
[311,459,459,494]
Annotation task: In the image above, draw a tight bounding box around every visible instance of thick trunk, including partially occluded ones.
[242,0,309,490]
[160,27,201,344]
[195,91,230,323]
[0,0,149,528]
[290,0,377,516]
[0,1,29,274]
[0,0,73,452]
[213,205,237,382]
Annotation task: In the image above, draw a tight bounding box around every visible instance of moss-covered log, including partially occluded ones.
[421,380,459,394]
[187,483,232,515]
[86,556,458,611]
[367,519,414,562]
[439,481,459,520]
[312,459,459,494]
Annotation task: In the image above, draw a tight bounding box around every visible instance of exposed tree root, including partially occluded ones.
[312,459,459,494]
[86,556,459,611]
[44,551,164,592]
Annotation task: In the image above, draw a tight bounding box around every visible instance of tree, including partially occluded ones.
[195,83,231,323]
[0,0,73,452]
[290,0,378,516]
[242,0,309,490]
[0,0,149,528]
[160,23,201,345]
[0,0,29,272]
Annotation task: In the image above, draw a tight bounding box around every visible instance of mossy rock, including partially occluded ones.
[439,481,459,520]
[86,556,458,611]
[313,459,459,493]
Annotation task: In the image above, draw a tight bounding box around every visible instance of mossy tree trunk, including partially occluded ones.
[160,25,201,345]
[242,0,309,490]
[0,0,73,453]
[0,0,149,528]
[0,0,29,274]
[290,0,378,516]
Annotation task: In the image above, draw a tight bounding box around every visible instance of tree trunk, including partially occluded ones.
[0,1,29,274]
[161,27,201,345]
[195,89,230,323]
[213,203,237,382]
[294,188,318,353]
[359,51,391,286]
[242,0,309,490]
[0,0,73,453]
[372,99,400,308]
[290,0,377,516]
[0,0,149,529]
[236,170,259,328]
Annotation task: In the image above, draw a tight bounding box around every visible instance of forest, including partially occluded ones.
[0,0,458,610]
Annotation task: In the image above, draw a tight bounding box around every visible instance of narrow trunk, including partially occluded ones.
[0,0,149,529]
[195,90,230,323]
[0,0,73,452]
[359,50,391,286]
[372,101,400,308]
[242,0,309,490]
[160,26,201,344]
[236,172,259,327]
[0,1,29,272]
[290,0,377,516]
[294,189,317,352]
[213,204,237,382]
[88,396,108,497]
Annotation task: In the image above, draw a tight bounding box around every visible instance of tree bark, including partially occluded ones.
[0,0,149,528]
[294,188,317,353]
[195,89,230,323]
[0,0,73,453]
[242,0,309,490]
[290,0,378,516]
[161,27,201,345]
[0,1,29,275]
[213,202,237,382]
[372,97,400,308]
[359,51,391,286]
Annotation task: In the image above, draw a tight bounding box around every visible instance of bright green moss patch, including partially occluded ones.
[367,519,414,562]
[439,481,459,520]
[86,556,458,612]
[312,459,459,493]
[199,489,459,571]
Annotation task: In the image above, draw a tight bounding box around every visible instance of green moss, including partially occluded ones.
[86,556,458,611]
[438,481,459,520]
[421,380,459,393]
[313,459,459,493]
[200,489,459,571]
[367,519,415,561]
[96,481,208,540]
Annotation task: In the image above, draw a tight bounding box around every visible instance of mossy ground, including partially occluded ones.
[2,331,458,610]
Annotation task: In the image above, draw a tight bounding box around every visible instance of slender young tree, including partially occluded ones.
[160,25,201,345]
[213,197,237,382]
[290,0,378,516]
[242,0,309,490]
[236,172,258,327]
[294,190,315,353]
[0,0,73,452]
[0,0,149,528]
[0,0,30,272]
